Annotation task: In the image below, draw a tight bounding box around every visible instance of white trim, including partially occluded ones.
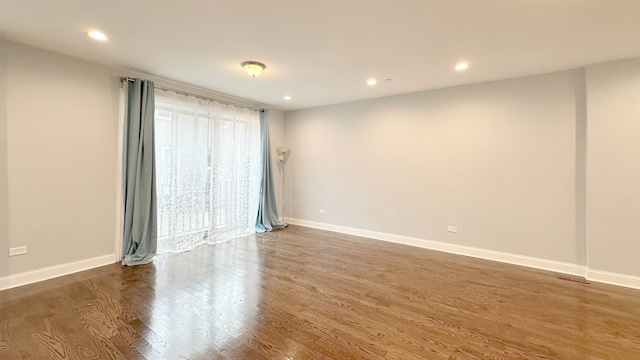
[1,221,637,292]
[286,218,586,276]
[0,254,115,291]
[287,218,640,290]
[587,269,640,290]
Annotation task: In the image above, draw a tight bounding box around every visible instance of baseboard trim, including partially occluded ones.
[587,269,640,290]
[0,253,116,291]
[287,218,585,274]
[3,224,639,292]
[288,218,640,290]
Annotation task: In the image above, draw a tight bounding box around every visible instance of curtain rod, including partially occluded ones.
[120,76,262,112]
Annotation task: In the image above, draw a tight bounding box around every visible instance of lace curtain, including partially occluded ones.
[154,90,261,253]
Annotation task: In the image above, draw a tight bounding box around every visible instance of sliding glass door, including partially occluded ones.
[154,90,260,253]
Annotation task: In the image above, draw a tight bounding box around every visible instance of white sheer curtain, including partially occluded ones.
[154,90,261,254]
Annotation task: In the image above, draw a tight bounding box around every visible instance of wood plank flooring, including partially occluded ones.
[1,225,640,359]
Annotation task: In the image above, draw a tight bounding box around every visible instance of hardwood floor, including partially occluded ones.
[1,225,639,359]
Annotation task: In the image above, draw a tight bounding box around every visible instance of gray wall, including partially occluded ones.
[1,40,121,276]
[285,71,582,264]
[268,109,287,215]
[586,58,640,277]
[0,44,9,277]
[285,61,640,279]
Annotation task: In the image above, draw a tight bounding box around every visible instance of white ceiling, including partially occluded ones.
[2,1,640,111]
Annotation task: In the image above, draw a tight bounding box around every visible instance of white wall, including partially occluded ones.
[586,58,640,278]
[286,71,582,264]
[1,40,121,278]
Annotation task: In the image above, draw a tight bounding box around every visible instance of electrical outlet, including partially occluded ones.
[319,209,325,214]
[9,246,27,257]
[447,226,458,233]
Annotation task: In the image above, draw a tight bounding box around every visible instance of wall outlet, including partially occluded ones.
[447,226,458,233]
[9,246,27,257]
[319,209,325,214]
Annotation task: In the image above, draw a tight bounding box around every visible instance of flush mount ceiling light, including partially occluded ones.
[283,96,292,101]
[455,62,470,71]
[367,79,377,86]
[88,31,108,41]
[242,61,266,77]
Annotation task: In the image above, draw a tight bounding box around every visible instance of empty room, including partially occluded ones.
[1,1,640,359]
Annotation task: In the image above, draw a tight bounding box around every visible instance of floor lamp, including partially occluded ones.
[276,147,291,222]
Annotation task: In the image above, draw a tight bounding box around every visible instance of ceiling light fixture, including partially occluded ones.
[455,63,470,71]
[284,96,292,101]
[367,79,377,86]
[242,61,266,77]
[88,31,108,41]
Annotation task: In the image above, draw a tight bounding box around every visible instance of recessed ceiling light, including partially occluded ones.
[367,79,377,86]
[455,63,470,71]
[284,96,292,101]
[88,31,108,41]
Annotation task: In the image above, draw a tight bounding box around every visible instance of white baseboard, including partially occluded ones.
[0,253,116,291]
[285,218,640,290]
[587,269,640,290]
[4,223,640,292]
